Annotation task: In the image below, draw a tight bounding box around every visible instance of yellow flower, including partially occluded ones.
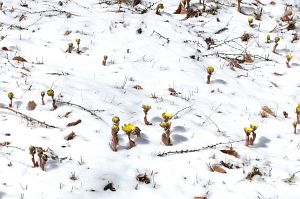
[250,124,258,131]
[8,92,14,99]
[75,38,80,44]
[162,112,173,120]
[160,121,171,128]
[207,66,215,74]
[142,104,151,111]
[158,3,164,9]
[292,121,297,128]
[286,53,293,62]
[244,127,253,135]
[266,34,270,41]
[248,17,253,24]
[275,36,280,43]
[103,55,108,60]
[296,103,300,114]
[122,123,136,134]
[111,124,119,131]
[47,89,54,96]
[112,116,120,124]
[29,145,36,155]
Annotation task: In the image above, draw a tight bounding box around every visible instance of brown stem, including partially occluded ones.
[237,0,241,12]
[273,43,278,53]
[52,97,57,110]
[297,113,300,124]
[77,44,80,54]
[252,132,256,144]
[102,60,106,66]
[9,99,12,108]
[31,156,36,167]
[174,1,182,14]
[207,74,211,84]
[42,97,45,105]
[245,135,249,146]
[111,129,119,152]
[39,156,42,169]
[286,61,291,68]
[156,6,160,15]
[127,134,135,149]
[162,128,172,146]
[144,113,152,125]
[294,126,297,134]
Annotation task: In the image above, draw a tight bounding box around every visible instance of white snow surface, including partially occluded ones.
[0,0,300,198]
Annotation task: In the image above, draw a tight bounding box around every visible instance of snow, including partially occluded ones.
[0,0,300,198]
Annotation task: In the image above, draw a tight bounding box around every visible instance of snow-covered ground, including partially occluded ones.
[0,0,300,198]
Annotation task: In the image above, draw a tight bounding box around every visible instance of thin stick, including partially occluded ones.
[57,101,105,121]
[157,139,245,157]
[1,107,59,128]
[173,106,192,118]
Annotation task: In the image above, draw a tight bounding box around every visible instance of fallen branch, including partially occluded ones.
[173,106,192,119]
[0,107,59,129]
[157,139,244,157]
[57,101,105,121]
[151,30,170,44]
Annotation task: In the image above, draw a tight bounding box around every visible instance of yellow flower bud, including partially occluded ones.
[292,121,297,128]
[244,127,253,135]
[112,124,119,131]
[286,54,293,62]
[250,124,258,131]
[158,3,164,9]
[248,17,253,24]
[162,112,173,120]
[8,92,14,99]
[275,36,280,43]
[142,104,151,111]
[207,66,215,74]
[47,89,54,96]
[266,34,270,41]
[112,116,120,124]
[75,38,80,44]
[296,103,300,114]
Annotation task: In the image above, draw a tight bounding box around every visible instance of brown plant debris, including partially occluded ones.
[0,141,11,146]
[27,101,37,111]
[67,119,81,127]
[133,85,143,90]
[12,56,27,62]
[136,173,151,184]
[220,148,240,158]
[64,132,76,140]
[211,164,227,173]
[261,105,276,117]
[246,167,262,180]
[103,182,116,191]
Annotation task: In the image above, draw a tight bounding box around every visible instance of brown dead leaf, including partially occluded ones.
[27,101,36,111]
[243,54,253,63]
[273,72,284,76]
[64,132,76,140]
[220,149,240,158]
[262,105,276,117]
[0,141,11,146]
[13,56,27,62]
[168,87,176,93]
[21,66,30,72]
[67,119,81,127]
[2,47,9,51]
[212,164,227,173]
[133,85,143,90]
